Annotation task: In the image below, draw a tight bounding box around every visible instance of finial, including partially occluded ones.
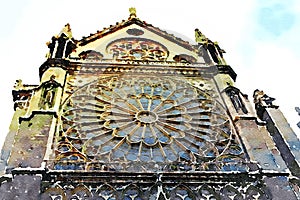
[129,7,137,19]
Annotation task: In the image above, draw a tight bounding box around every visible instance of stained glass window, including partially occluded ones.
[53,75,247,172]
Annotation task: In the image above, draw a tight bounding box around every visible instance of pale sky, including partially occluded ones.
[0,0,300,148]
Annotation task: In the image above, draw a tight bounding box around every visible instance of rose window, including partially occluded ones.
[55,76,246,171]
[106,37,169,61]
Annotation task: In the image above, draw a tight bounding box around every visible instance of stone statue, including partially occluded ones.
[253,89,278,108]
[195,28,208,45]
[39,75,62,110]
[213,41,226,65]
[253,89,278,120]
[194,28,212,64]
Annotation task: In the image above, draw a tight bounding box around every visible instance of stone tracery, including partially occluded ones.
[53,75,247,172]
[41,181,269,200]
[106,37,169,61]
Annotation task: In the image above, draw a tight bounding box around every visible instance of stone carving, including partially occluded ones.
[79,50,103,61]
[173,54,196,64]
[253,89,278,120]
[12,79,33,110]
[194,28,207,44]
[126,28,144,36]
[46,36,57,58]
[52,76,247,172]
[106,37,169,61]
[214,41,226,64]
[13,79,23,90]
[129,7,137,18]
[41,180,269,199]
[38,75,62,110]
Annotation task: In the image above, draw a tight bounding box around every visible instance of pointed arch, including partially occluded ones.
[220,184,243,200]
[95,184,117,200]
[41,185,66,200]
[198,184,220,200]
[122,184,143,200]
[245,185,269,200]
[169,184,196,200]
[69,184,92,199]
[148,182,170,200]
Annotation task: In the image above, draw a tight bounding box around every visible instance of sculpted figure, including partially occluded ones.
[253,89,278,120]
[39,75,62,109]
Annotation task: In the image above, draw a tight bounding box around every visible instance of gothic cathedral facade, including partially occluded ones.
[1,8,300,199]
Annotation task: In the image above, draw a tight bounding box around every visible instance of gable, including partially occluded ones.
[70,23,203,63]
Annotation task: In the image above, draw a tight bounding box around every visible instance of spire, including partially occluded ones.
[129,7,137,19]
